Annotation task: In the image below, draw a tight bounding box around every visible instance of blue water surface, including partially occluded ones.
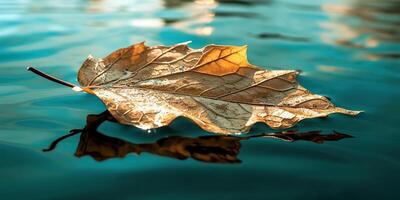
[1,0,400,199]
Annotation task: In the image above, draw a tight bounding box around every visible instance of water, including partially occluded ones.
[1,0,399,199]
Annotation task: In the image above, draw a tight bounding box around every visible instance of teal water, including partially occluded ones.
[1,0,400,199]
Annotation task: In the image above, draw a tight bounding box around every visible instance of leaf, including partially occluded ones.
[77,42,359,134]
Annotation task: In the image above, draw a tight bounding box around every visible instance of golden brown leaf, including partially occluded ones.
[77,42,359,134]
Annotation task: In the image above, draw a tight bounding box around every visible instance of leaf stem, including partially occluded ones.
[27,67,78,88]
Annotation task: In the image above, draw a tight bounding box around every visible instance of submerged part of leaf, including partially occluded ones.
[78,42,359,134]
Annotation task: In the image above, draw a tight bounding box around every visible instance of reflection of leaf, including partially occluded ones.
[65,112,352,163]
[258,130,353,144]
[78,42,359,134]
[75,129,352,163]
[75,132,243,163]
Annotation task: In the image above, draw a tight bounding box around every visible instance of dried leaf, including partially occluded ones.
[77,42,359,134]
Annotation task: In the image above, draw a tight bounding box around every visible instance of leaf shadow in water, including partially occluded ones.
[43,111,353,164]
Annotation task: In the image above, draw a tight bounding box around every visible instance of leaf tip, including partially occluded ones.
[337,108,362,116]
[348,110,363,115]
[353,110,363,115]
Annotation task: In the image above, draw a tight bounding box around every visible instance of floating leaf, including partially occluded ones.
[76,42,359,134]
